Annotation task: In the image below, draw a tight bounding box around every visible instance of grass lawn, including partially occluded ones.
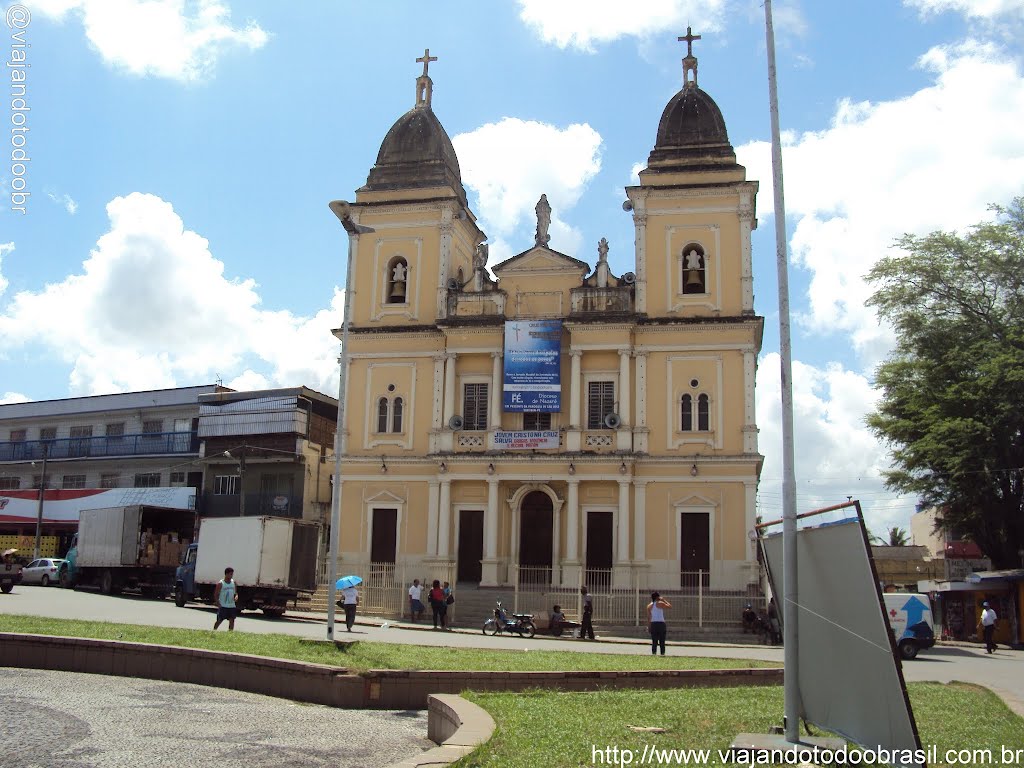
[460,683,1024,768]
[1,614,778,673]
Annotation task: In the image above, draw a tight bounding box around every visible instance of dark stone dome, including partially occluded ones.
[647,86,737,170]
[361,105,467,204]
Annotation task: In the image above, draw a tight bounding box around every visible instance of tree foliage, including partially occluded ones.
[886,527,910,547]
[866,198,1024,569]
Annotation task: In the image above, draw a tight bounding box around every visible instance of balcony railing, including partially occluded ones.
[200,491,302,519]
[0,432,199,462]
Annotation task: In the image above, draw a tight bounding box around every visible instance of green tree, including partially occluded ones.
[886,526,910,547]
[866,197,1024,569]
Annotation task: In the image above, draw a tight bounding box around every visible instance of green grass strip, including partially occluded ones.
[0,614,777,673]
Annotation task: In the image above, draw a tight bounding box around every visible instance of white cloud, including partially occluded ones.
[0,192,339,395]
[904,0,1024,19]
[736,41,1024,368]
[453,118,603,261]
[30,0,268,81]
[0,242,12,296]
[756,354,918,533]
[516,0,728,52]
[47,191,78,215]
[0,392,30,404]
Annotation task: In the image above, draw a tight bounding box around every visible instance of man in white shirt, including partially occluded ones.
[978,601,997,654]
[340,586,359,632]
[408,579,424,623]
[213,567,237,631]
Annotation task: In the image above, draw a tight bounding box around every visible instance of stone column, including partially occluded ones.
[745,479,758,583]
[431,355,445,453]
[339,356,353,454]
[441,353,456,452]
[617,349,632,451]
[635,352,649,453]
[633,480,647,563]
[562,478,581,587]
[481,477,500,586]
[426,480,440,558]
[438,216,454,319]
[613,478,631,587]
[743,349,758,454]
[632,204,648,313]
[739,200,755,315]
[489,351,502,433]
[551,502,561,586]
[567,350,582,451]
[437,479,452,560]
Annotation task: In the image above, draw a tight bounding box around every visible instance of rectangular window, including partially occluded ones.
[39,427,57,441]
[587,381,615,429]
[32,475,44,489]
[100,473,122,489]
[105,422,125,439]
[62,474,87,490]
[215,475,240,495]
[69,426,93,438]
[9,429,26,442]
[463,383,489,431]
[523,412,552,430]
[142,420,163,434]
[133,472,161,488]
[0,477,20,490]
[169,471,186,486]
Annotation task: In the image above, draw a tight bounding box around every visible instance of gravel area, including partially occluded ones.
[1,667,431,768]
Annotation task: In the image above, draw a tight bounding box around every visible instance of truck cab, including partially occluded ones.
[174,544,198,607]
[59,533,79,588]
[1,550,23,593]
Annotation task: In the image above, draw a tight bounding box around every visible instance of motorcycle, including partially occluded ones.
[482,600,536,638]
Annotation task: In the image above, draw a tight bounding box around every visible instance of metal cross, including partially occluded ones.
[677,27,701,57]
[416,48,438,77]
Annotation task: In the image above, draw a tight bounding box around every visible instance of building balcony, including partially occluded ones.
[570,286,634,315]
[0,432,199,462]
[200,491,303,519]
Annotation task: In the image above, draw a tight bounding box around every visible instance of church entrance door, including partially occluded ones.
[519,490,553,585]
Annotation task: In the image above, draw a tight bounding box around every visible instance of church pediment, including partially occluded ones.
[492,245,590,277]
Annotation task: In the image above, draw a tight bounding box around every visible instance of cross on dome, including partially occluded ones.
[414,48,439,108]
[677,27,702,88]
[677,27,701,58]
[416,48,437,77]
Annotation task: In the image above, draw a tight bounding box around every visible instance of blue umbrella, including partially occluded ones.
[336,575,363,590]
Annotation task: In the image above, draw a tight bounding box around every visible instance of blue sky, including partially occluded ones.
[1,0,1023,535]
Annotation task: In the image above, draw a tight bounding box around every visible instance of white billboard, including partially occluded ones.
[0,487,196,524]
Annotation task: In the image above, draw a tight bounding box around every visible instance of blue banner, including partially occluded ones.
[503,320,562,412]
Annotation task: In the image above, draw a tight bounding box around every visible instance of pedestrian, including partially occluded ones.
[580,585,595,640]
[428,579,446,629]
[978,601,998,654]
[647,591,672,655]
[341,584,359,632]
[767,597,782,645]
[408,578,424,622]
[213,567,237,631]
[442,581,454,630]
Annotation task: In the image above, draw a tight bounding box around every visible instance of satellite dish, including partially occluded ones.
[622,272,637,285]
[448,414,465,430]
[447,277,461,291]
[604,412,621,429]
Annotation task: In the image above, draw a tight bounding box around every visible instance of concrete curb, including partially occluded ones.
[386,694,496,768]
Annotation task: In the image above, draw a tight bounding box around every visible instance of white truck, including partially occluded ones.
[173,516,318,617]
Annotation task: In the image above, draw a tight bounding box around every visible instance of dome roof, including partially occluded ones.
[360,104,467,205]
[646,85,737,170]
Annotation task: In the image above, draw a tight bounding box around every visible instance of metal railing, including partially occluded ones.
[350,562,459,623]
[0,432,198,461]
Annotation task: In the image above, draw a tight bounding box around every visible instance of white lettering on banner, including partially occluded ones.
[494,431,559,450]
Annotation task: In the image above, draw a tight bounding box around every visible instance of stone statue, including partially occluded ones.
[597,237,609,263]
[474,243,489,270]
[392,262,407,282]
[685,249,702,271]
[535,194,551,247]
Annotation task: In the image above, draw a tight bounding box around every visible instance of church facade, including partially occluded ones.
[330,42,763,592]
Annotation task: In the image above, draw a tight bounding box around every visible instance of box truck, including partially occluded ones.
[174,516,318,617]
[59,505,196,597]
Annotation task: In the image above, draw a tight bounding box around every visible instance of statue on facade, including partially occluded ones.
[392,262,407,283]
[598,237,609,263]
[685,249,702,271]
[535,194,551,247]
[474,242,489,271]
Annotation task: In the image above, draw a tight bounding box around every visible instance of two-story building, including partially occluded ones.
[330,42,764,595]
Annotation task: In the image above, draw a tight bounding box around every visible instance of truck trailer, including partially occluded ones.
[59,505,196,597]
[174,516,318,617]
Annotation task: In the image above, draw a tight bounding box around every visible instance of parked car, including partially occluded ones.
[22,558,66,587]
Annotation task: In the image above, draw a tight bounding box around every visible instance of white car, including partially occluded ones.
[21,558,66,587]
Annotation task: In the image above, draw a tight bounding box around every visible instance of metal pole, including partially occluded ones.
[34,449,47,559]
[764,0,800,744]
[326,201,374,642]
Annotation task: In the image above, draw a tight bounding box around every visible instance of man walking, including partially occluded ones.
[579,586,595,640]
[978,601,998,654]
[408,579,424,623]
[213,567,237,631]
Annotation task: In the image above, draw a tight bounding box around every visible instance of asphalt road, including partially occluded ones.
[2,584,1022,719]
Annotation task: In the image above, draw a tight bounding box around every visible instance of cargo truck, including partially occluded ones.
[58,505,196,597]
[174,516,318,617]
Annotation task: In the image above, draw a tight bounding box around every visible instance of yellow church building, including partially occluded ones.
[329,41,763,603]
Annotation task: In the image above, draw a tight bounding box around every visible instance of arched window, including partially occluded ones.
[697,393,710,431]
[392,398,403,433]
[682,243,706,295]
[386,256,409,304]
[681,394,693,431]
[681,393,711,432]
[377,398,389,433]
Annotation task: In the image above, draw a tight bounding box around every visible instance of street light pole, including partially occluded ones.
[326,199,375,641]
[34,446,48,560]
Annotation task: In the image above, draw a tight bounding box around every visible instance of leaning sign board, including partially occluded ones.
[760,508,925,768]
[503,319,562,412]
